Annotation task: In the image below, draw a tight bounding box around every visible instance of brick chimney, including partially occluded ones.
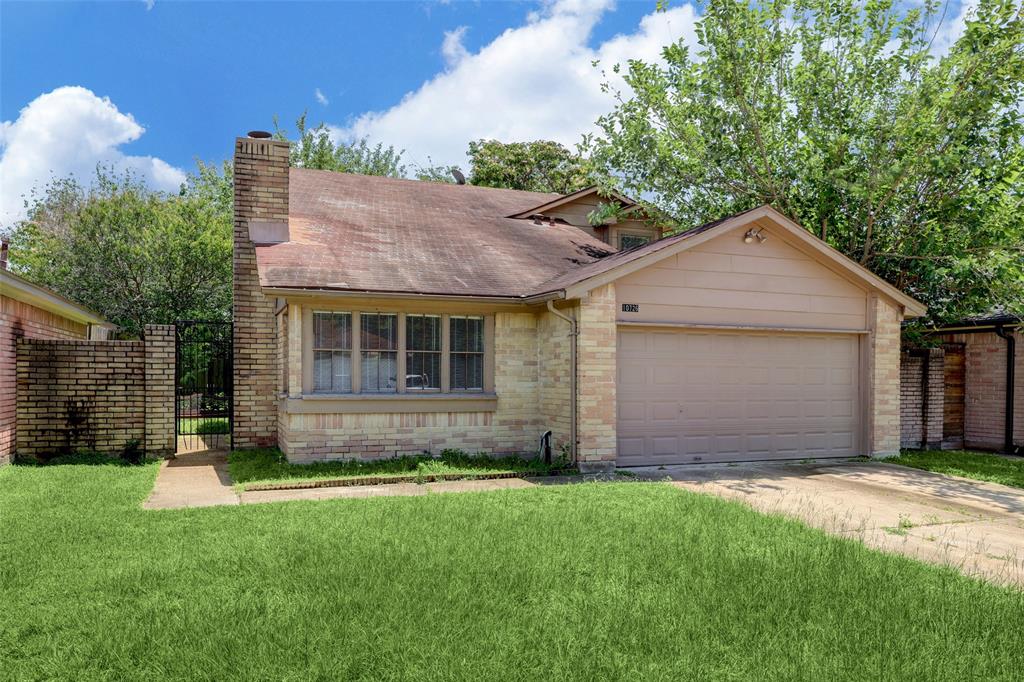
[232,132,289,448]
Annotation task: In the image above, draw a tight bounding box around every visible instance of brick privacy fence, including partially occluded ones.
[900,348,944,449]
[15,324,175,460]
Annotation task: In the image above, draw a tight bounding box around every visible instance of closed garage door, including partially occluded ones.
[617,329,860,465]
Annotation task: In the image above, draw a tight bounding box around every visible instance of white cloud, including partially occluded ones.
[0,86,186,225]
[441,26,470,68]
[337,0,700,168]
[315,88,330,106]
[142,0,155,10]
[931,0,977,57]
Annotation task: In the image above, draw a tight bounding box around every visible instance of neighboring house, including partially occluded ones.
[0,244,114,463]
[902,314,1021,454]
[231,134,925,470]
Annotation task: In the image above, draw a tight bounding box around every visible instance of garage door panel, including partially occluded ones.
[617,329,860,465]
[618,400,645,422]
[650,401,679,422]
[617,437,645,457]
[653,368,682,385]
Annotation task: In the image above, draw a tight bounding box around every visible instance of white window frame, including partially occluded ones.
[311,311,353,393]
[303,310,494,396]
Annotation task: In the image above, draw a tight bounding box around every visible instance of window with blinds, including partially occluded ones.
[360,313,398,393]
[405,314,441,391]
[450,316,484,391]
[312,312,353,392]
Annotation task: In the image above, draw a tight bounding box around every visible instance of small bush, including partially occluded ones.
[121,439,144,465]
[17,451,130,467]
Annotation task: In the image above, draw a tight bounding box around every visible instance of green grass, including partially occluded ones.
[228,448,564,489]
[177,416,229,435]
[890,449,1024,489]
[2,463,1023,679]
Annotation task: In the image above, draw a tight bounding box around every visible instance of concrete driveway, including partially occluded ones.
[628,460,1024,587]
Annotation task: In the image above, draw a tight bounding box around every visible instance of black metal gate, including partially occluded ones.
[175,321,232,453]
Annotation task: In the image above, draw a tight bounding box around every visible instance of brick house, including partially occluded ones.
[232,133,925,471]
[0,246,115,463]
[902,314,1021,454]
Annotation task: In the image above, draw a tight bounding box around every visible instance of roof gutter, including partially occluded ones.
[263,287,531,305]
[546,300,578,465]
[994,325,1018,455]
[924,323,1021,334]
[263,285,569,307]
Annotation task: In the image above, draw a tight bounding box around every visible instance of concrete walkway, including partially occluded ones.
[629,460,1024,587]
[144,451,239,509]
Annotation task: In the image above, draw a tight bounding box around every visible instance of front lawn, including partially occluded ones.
[2,463,1023,679]
[177,416,229,434]
[228,447,563,489]
[890,449,1024,489]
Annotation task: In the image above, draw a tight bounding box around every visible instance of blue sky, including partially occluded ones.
[5,1,656,168]
[0,0,973,223]
[0,0,684,221]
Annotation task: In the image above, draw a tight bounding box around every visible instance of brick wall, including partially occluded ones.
[233,136,288,448]
[576,283,617,472]
[1,294,88,463]
[536,306,575,455]
[144,325,175,457]
[900,348,944,449]
[15,325,175,460]
[869,295,902,457]
[940,330,1023,451]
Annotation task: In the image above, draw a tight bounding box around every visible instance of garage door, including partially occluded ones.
[617,329,860,465]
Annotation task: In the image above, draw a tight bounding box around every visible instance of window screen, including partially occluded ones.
[450,316,484,391]
[619,234,650,250]
[360,313,398,393]
[312,312,352,392]
[405,314,441,391]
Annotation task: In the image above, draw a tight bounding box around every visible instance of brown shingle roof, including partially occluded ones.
[254,169,617,298]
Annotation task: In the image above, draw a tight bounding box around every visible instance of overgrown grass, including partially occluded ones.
[228,448,563,489]
[890,449,1024,489]
[2,462,1023,679]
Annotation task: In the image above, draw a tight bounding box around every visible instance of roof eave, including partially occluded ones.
[507,186,638,220]
[545,205,928,318]
[0,269,109,326]
[262,285,562,306]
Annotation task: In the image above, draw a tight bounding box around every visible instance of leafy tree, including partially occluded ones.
[413,157,459,184]
[6,167,232,336]
[588,0,1024,322]
[273,113,407,177]
[467,139,592,193]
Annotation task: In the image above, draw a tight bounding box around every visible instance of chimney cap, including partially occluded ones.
[247,130,272,139]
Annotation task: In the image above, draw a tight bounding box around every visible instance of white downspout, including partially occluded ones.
[546,300,578,464]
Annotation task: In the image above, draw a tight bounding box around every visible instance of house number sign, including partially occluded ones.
[621,303,639,313]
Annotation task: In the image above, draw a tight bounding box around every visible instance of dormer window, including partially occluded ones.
[619,234,651,250]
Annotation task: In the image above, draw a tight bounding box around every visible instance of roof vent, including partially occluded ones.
[452,168,466,185]
[247,130,272,139]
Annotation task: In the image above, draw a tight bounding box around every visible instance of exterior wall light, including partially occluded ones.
[743,228,768,244]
